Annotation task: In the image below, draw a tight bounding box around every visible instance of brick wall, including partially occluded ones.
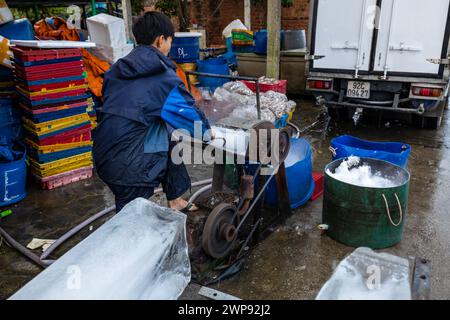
[190,0,310,45]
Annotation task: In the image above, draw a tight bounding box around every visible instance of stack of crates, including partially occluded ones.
[0,66,15,97]
[231,29,254,53]
[11,46,94,189]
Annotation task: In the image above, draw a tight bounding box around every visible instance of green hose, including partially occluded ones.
[0,210,12,219]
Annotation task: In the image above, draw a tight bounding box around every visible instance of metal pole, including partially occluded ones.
[255,79,261,119]
[122,0,134,42]
[91,0,96,16]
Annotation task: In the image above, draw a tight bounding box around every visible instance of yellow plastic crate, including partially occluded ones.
[0,81,15,88]
[25,138,93,154]
[29,152,93,177]
[16,84,88,97]
[22,113,91,136]
[30,160,93,177]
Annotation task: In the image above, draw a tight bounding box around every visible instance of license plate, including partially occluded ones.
[347,81,370,99]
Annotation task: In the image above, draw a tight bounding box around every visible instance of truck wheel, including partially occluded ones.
[412,114,425,129]
[327,107,348,120]
[424,116,442,130]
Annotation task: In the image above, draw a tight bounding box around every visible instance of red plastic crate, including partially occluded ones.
[29,125,92,146]
[11,46,83,62]
[14,67,85,81]
[14,60,84,74]
[24,98,89,111]
[19,100,89,115]
[311,172,324,201]
[242,79,287,94]
[35,166,93,190]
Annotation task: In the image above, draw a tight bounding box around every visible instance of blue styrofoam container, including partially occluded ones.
[169,32,201,63]
[0,18,35,40]
[330,135,411,168]
[0,145,27,207]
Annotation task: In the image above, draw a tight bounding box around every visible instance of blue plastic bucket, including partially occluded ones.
[0,145,27,207]
[265,138,315,209]
[169,32,201,63]
[254,30,268,54]
[330,135,411,168]
[196,58,230,89]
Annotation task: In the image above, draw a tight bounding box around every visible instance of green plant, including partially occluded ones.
[155,0,178,16]
[131,0,145,15]
[155,0,190,31]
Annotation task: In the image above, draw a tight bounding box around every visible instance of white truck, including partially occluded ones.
[306,0,450,129]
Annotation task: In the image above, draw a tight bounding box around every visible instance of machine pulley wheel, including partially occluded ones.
[202,203,238,259]
[278,127,291,163]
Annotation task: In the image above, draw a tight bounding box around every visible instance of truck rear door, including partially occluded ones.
[373,0,450,77]
[311,0,377,73]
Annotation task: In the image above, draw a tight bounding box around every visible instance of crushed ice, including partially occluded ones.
[327,156,397,188]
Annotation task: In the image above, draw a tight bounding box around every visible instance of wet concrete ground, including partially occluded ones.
[1,98,450,300]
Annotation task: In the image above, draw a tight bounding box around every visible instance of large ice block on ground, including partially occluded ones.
[10,198,190,300]
[316,247,411,300]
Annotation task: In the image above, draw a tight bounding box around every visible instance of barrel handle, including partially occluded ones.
[382,193,403,227]
[329,146,337,157]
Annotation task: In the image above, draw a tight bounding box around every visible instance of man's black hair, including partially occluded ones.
[132,11,175,45]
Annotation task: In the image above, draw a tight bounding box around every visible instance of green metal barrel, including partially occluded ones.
[322,157,410,249]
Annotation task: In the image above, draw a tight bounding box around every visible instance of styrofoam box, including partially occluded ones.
[0,0,14,25]
[87,13,126,47]
[91,43,134,64]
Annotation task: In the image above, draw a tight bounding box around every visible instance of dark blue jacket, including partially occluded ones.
[93,45,210,187]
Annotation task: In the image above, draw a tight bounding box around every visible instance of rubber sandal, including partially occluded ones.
[180,202,197,213]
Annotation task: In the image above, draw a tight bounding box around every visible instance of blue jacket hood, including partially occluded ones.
[114,45,177,79]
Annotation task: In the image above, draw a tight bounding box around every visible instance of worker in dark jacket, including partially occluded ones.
[93,12,211,212]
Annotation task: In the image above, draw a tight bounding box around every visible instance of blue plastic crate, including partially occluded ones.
[28,145,92,164]
[25,106,88,123]
[19,94,91,107]
[13,56,83,67]
[17,75,86,87]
